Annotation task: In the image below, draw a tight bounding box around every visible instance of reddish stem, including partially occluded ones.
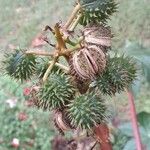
[127,90,142,150]
[94,124,112,150]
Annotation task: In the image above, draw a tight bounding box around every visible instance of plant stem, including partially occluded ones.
[64,3,81,29]
[54,23,66,50]
[69,13,82,31]
[44,25,55,35]
[49,61,70,73]
[94,124,112,150]
[43,57,58,82]
[60,44,81,55]
[66,36,84,47]
[25,50,54,57]
[126,89,142,150]
[66,39,77,46]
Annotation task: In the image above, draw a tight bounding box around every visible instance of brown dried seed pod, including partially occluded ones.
[54,118,65,135]
[83,24,112,49]
[51,136,77,150]
[53,110,74,135]
[69,45,106,80]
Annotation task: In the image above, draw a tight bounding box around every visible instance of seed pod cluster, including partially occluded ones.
[70,24,111,81]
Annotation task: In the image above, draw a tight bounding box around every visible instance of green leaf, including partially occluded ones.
[117,120,150,150]
[138,112,150,136]
[137,112,150,149]
[118,122,133,137]
[123,139,136,150]
[112,130,129,150]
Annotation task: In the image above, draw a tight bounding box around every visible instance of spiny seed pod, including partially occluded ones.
[38,72,76,110]
[51,136,77,150]
[83,24,112,50]
[69,45,106,80]
[68,93,107,130]
[79,0,117,26]
[3,49,36,81]
[94,55,137,95]
[28,85,41,108]
[53,110,75,135]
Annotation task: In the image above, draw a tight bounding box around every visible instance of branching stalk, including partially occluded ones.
[69,13,82,31]
[44,25,55,34]
[49,61,70,73]
[54,23,66,50]
[43,57,58,82]
[66,36,84,47]
[25,43,81,59]
[64,3,81,29]
[66,39,77,46]
[60,44,81,56]
[26,50,54,57]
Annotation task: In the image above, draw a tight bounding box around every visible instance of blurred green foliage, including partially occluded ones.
[0,0,73,60]
[115,113,150,150]
[0,76,56,149]
[110,0,150,49]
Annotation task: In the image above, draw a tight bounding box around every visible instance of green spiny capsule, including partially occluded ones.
[79,0,117,25]
[68,93,107,130]
[3,49,37,81]
[94,55,137,95]
[38,72,76,110]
